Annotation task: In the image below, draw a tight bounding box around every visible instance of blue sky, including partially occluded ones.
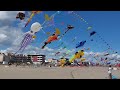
[22,11,120,54]
[0,11,120,63]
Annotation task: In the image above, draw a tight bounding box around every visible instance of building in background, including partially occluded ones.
[27,55,46,64]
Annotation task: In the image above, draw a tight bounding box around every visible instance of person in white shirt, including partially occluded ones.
[108,65,118,79]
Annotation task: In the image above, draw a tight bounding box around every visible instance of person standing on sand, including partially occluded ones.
[108,65,112,79]
[108,65,118,79]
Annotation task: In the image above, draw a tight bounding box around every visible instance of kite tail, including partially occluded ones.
[21,36,33,53]
[14,47,23,55]
[25,13,34,27]
[41,42,48,49]
[25,21,30,27]
[15,34,31,54]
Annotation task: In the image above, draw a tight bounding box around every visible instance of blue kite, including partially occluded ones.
[76,40,86,48]
[90,31,96,36]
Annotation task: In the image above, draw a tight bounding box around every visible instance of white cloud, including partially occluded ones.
[0,26,24,48]
[0,11,25,20]
[0,33,7,42]
[0,11,26,27]
[1,44,120,64]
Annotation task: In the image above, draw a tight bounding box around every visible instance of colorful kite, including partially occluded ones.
[25,11,42,27]
[69,50,84,63]
[41,33,59,49]
[41,28,61,49]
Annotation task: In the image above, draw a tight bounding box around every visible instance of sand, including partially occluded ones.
[0,65,120,79]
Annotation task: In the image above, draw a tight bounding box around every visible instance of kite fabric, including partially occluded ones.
[15,22,42,54]
[90,31,96,36]
[69,50,84,63]
[16,12,25,20]
[41,33,59,49]
[76,40,86,48]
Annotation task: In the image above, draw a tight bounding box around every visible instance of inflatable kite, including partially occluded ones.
[90,31,96,36]
[41,33,59,49]
[15,22,42,54]
[76,40,86,48]
[16,12,25,20]
[41,28,61,49]
[59,58,66,67]
[69,50,85,63]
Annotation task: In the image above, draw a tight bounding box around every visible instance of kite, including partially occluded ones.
[59,25,74,39]
[105,57,108,60]
[90,31,96,36]
[87,26,92,30]
[91,39,93,41]
[62,46,67,49]
[41,28,61,49]
[41,33,59,49]
[45,14,51,21]
[76,40,86,48]
[69,50,84,63]
[55,52,60,56]
[59,58,66,67]
[25,11,42,27]
[55,28,61,35]
[104,53,110,56]
[80,58,86,62]
[16,12,25,20]
[15,22,42,54]
[44,14,55,27]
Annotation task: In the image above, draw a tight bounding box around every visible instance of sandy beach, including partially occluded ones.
[0,65,120,79]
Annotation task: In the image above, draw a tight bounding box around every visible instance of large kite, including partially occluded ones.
[15,22,42,54]
[69,50,85,63]
[41,28,61,49]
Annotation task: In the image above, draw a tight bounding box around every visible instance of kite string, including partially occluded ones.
[69,11,118,62]
[72,11,117,54]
